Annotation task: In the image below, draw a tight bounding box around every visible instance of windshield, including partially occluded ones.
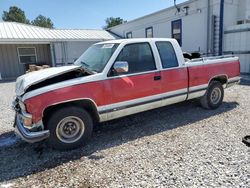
[74,43,119,73]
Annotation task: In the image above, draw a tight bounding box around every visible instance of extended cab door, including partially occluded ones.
[103,42,162,119]
[155,41,188,105]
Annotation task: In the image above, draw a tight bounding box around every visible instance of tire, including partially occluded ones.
[242,136,250,147]
[46,106,93,150]
[200,81,224,109]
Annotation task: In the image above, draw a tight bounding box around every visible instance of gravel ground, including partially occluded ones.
[0,80,249,187]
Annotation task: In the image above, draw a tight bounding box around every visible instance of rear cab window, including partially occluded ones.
[155,41,179,69]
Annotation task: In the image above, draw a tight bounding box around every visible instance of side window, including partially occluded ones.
[145,27,153,38]
[156,42,179,69]
[17,47,37,64]
[126,32,132,38]
[113,43,156,75]
[172,19,182,46]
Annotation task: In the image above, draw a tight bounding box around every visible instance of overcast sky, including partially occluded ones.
[0,0,186,29]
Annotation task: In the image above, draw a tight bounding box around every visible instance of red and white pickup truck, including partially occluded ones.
[13,38,240,150]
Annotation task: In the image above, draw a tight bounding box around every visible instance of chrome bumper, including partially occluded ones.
[14,114,50,143]
[12,97,50,143]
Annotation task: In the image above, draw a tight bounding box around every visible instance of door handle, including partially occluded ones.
[154,75,161,81]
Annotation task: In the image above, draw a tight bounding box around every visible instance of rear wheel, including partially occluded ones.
[200,81,224,109]
[46,106,93,150]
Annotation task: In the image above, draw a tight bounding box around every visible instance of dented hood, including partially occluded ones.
[15,65,81,96]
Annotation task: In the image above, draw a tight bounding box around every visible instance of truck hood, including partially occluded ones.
[16,65,82,96]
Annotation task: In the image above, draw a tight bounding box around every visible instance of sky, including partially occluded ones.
[0,0,186,29]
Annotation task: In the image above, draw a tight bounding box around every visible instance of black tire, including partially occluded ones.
[200,81,224,109]
[242,136,250,147]
[46,106,93,150]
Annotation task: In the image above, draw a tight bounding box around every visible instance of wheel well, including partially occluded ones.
[43,100,100,127]
[210,75,228,85]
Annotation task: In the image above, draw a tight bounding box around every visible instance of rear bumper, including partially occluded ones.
[14,113,50,143]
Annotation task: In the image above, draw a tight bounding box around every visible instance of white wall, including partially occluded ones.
[53,41,99,66]
[110,0,211,53]
[66,41,98,63]
[223,0,239,27]
[224,24,250,73]
[237,0,250,21]
[182,10,207,52]
[109,0,245,52]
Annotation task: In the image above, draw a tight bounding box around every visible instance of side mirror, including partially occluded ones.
[113,61,129,73]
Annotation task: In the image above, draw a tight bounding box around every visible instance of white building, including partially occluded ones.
[0,22,116,80]
[109,0,250,73]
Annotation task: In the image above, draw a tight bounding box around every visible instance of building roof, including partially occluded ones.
[0,22,116,43]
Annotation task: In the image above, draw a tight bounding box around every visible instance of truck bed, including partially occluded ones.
[185,55,240,100]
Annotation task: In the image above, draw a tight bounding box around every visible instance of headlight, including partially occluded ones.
[22,116,33,127]
[18,101,26,111]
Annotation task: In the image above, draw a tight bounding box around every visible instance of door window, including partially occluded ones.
[111,43,156,76]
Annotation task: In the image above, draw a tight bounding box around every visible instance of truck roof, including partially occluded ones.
[96,38,178,45]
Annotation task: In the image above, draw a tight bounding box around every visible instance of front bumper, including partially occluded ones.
[12,98,50,143]
[14,114,50,143]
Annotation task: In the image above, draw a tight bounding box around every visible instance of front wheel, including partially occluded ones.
[200,81,224,109]
[46,107,93,150]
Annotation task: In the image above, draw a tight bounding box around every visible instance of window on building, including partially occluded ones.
[171,19,182,46]
[156,41,179,68]
[112,42,156,75]
[17,47,37,64]
[145,27,153,38]
[126,32,132,38]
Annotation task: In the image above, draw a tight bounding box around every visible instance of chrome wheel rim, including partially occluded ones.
[56,116,85,144]
[210,87,221,104]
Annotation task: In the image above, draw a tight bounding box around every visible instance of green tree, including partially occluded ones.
[2,6,29,23]
[104,17,126,29]
[31,15,54,29]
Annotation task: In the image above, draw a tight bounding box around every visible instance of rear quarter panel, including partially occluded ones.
[188,59,240,87]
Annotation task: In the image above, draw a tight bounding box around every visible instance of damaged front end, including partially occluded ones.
[15,65,91,96]
[12,97,50,143]
[13,65,92,143]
